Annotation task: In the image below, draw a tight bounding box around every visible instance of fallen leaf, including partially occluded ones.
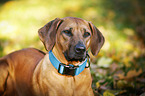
[103,90,115,96]
[96,82,100,89]
[115,69,142,80]
[103,90,126,96]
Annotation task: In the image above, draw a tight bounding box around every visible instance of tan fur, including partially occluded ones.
[0,17,104,96]
[32,54,93,96]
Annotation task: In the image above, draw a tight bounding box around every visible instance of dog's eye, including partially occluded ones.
[84,32,90,38]
[62,30,73,36]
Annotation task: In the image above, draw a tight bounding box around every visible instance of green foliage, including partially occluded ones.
[0,0,144,95]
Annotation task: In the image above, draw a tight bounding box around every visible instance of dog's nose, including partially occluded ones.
[75,43,86,54]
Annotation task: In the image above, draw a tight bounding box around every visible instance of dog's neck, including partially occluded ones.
[48,49,88,76]
[52,46,81,66]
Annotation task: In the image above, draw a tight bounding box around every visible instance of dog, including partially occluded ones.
[0,17,105,96]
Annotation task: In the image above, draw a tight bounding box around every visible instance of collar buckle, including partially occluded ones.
[58,63,78,76]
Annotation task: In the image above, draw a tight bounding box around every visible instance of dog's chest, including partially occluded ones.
[32,55,92,96]
[39,71,89,96]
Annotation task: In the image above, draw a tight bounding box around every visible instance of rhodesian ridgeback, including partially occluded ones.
[0,17,105,96]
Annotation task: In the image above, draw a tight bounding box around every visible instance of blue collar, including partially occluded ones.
[49,50,90,76]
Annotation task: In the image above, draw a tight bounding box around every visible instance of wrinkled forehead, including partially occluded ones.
[59,17,90,30]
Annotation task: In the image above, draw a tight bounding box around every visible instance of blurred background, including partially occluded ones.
[0,0,144,95]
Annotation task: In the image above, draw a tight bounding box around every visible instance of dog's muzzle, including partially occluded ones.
[64,42,87,62]
[74,43,86,54]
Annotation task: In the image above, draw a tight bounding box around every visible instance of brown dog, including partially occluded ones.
[0,17,104,96]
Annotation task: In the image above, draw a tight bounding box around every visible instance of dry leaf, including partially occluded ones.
[116,69,142,80]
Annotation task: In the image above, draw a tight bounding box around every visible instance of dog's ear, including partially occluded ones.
[89,22,105,56]
[38,18,63,51]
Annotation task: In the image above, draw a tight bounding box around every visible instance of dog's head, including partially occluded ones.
[38,17,105,62]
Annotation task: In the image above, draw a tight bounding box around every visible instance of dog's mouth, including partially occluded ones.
[64,51,87,62]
